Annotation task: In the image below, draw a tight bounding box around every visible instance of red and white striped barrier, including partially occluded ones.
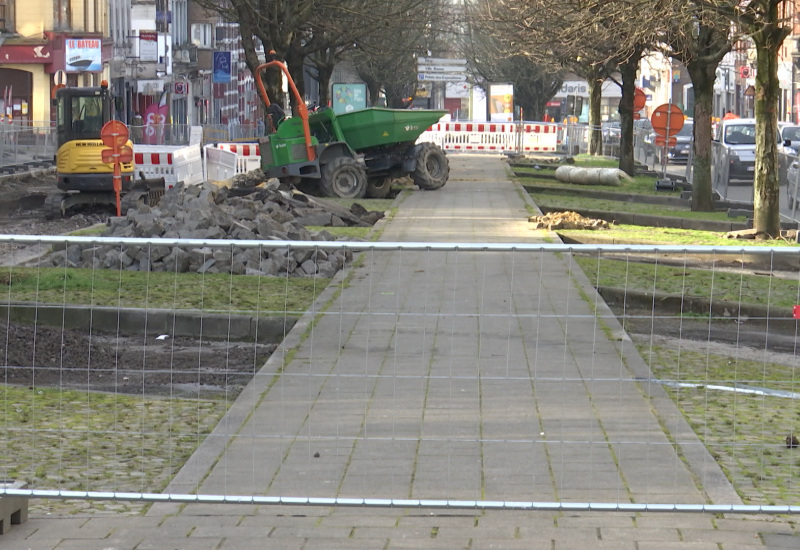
[133,144,204,189]
[216,143,260,156]
[213,142,262,175]
[418,121,560,153]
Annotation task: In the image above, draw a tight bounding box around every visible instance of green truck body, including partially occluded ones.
[255,60,449,198]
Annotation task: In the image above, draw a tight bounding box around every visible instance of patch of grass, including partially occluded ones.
[1,384,228,515]
[0,267,327,314]
[529,193,746,222]
[306,226,372,240]
[560,224,796,246]
[639,341,800,505]
[516,168,667,196]
[574,256,800,308]
[320,197,396,212]
[67,224,107,237]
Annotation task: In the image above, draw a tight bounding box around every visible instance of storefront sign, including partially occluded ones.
[65,38,102,72]
[139,31,158,63]
[0,43,52,63]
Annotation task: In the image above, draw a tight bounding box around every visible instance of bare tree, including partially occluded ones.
[461,2,563,121]
[686,0,790,237]
[651,2,733,212]
[481,0,658,174]
[347,1,447,107]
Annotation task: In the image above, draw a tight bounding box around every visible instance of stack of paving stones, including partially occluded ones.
[39,180,385,277]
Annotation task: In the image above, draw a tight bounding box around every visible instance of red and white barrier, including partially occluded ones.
[213,142,262,175]
[418,121,560,153]
[134,143,204,189]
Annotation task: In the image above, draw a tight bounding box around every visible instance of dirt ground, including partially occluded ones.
[0,170,277,397]
[1,320,277,397]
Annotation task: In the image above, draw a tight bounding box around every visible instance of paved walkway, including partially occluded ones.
[4,155,798,548]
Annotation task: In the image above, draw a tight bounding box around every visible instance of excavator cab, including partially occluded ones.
[55,84,113,150]
[52,82,134,195]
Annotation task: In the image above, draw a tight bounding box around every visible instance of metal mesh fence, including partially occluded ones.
[1,236,799,515]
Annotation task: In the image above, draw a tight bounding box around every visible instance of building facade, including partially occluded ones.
[0,0,111,124]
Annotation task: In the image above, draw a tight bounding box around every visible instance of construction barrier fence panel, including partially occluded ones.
[419,122,561,153]
[133,143,204,189]
[1,236,800,517]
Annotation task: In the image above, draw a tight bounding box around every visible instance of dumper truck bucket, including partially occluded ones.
[334,108,447,151]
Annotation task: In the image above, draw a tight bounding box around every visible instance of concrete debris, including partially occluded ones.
[37,180,386,277]
[529,211,610,230]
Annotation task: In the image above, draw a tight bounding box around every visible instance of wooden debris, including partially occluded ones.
[528,211,610,230]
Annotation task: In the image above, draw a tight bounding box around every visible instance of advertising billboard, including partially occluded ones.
[331,83,367,114]
[488,83,514,122]
[213,51,232,83]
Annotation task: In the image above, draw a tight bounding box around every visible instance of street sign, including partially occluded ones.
[417,57,467,65]
[100,120,129,148]
[651,103,684,137]
[418,73,467,82]
[101,145,133,164]
[417,64,466,73]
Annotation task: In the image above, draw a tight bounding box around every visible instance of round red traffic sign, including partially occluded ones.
[100,120,130,148]
[650,104,684,137]
[634,88,646,111]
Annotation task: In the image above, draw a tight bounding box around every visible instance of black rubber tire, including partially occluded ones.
[320,157,367,198]
[365,177,392,199]
[44,192,67,219]
[412,143,449,190]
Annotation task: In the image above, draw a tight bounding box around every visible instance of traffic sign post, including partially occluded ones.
[650,103,684,185]
[100,120,131,216]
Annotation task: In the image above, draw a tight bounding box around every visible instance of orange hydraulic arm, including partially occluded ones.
[254,60,316,162]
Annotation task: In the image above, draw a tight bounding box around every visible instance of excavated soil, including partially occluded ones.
[1,320,276,397]
[0,171,275,397]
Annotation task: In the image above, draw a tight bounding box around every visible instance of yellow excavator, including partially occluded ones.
[48,81,162,217]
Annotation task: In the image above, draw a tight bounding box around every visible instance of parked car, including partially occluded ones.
[778,123,800,187]
[712,118,757,186]
[656,120,693,164]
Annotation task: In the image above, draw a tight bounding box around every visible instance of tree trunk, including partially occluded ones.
[316,64,334,108]
[588,74,603,156]
[751,23,788,238]
[284,49,307,111]
[618,52,642,176]
[686,61,716,212]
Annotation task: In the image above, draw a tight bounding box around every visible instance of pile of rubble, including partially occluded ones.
[39,180,386,277]
[529,211,610,230]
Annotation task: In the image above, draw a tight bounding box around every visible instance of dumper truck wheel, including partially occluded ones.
[320,157,367,198]
[366,177,392,199]
[412,143,449,190]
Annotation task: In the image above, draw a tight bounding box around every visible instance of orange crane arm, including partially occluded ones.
[254,60,316,162]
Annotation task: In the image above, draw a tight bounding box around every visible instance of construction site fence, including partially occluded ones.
[0,121,265,171]
[0,237,799,516]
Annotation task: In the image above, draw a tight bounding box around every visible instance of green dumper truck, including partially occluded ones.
[255,61,450,198]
